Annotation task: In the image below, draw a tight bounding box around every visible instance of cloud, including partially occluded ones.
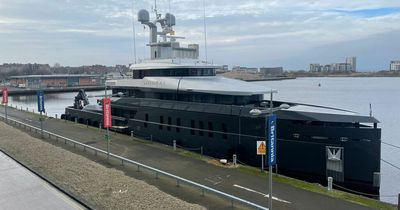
[0,0,400,69]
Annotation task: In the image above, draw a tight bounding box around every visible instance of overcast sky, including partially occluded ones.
[1,0,400,70]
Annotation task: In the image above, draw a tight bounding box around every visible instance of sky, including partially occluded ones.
[0,0,400,71]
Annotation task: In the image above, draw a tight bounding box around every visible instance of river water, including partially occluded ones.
[255,77,400,204]
[7,90,108,118]
[6,77,400,204]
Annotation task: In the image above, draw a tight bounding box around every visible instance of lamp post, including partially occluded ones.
[103,79,111,161]
[106,85,109,160]
[2,87,8,123]
[37,91,45,139]
[250,91,289,210]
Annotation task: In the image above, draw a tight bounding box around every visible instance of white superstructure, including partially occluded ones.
[110,9,274,96]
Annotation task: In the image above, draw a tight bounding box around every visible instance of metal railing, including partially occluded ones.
[0,114,268,210]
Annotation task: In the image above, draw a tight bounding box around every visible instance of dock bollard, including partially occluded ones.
[173,140,176,151]
[131,131,134,139]
[233,154,237,166]
[327,177,333,191]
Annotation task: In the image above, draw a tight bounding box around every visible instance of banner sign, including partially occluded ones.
[37,91,45,112]
[103,97,112,128]
[2,88,8,104]
[267,114,277,166]
[256,141,266,155]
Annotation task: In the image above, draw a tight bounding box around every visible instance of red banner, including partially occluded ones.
[2,88,8,104]
[103,97,112,128]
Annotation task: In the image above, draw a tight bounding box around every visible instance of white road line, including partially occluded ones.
[233,184,291,204]
[204,177,222,185]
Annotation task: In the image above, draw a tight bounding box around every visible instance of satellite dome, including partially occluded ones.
[138,9,149,23]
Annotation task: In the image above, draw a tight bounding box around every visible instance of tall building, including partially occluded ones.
[309,57,356,72]
[346,57,357,72]
[390,60,400,71]
[309,64,322,72]
[333,63,353,71]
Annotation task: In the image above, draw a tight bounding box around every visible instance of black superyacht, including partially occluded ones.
[63,9,381,196]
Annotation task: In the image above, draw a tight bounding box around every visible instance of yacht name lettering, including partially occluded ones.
[143,81,165,87]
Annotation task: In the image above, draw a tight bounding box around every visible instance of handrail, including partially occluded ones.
[0,114,268,210]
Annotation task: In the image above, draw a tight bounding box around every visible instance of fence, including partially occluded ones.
[0,114,268,210]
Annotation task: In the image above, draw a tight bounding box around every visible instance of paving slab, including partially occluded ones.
[0,152,85,210]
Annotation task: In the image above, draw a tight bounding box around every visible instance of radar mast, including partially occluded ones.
[137,3,199,60]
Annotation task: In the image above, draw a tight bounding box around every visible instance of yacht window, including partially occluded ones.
[167,117,172,131]
[159,116,164,130]
[144,114,148,128]
[216,95,234,105]
[208,122,213,138]
[189,69,197,76]
[112,108,117,116]
[190,120,195,135]
[199,121,204,136]
[222,123,228,139]
[176,118,181,132]
[130,111,136,118]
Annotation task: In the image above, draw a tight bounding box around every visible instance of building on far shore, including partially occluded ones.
[259,67,283,76]
[346,56,357,72]
[390,60,400,71]
[231,66,258,73]
[309,63,322,72]
[9,74,103,89]
[310,57,356,72]
[221,65,229,71]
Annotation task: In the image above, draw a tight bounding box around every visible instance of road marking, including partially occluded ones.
[233,184,291,204]
[204,178,222,185]
[204,175,223,185]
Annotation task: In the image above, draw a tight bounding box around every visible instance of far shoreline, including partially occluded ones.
[219,70,400,81]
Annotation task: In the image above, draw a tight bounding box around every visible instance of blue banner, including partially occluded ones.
[267,114,277,166]
[37,91,45,113]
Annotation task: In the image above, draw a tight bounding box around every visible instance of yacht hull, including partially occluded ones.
[63,98,381,196]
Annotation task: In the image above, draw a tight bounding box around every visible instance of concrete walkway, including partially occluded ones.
[0,152,85,210]
[0,107,377,210]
